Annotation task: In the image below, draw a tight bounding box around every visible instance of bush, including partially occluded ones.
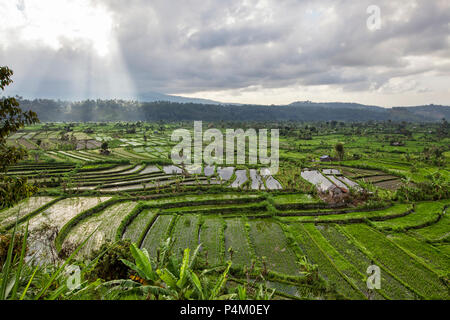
[87,240,133,281]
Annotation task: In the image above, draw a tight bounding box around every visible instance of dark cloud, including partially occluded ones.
[1,0,449,103]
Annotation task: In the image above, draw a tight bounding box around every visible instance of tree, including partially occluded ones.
[335,142,345,160]
[100,141,110,155]
[0,67,39,208]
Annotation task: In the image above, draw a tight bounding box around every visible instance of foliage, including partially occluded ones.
[87,240,134,282]
[0,67,39,208]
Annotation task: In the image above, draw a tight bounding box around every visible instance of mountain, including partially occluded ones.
[13,97,450,122]
[138,92,224,105]
[288,101,386,113]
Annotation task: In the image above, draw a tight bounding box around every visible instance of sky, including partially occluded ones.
[0,0,449,107]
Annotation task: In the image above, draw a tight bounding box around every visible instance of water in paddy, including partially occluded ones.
[186,165,202,174]
[265,176,282,190]
[204,165,215,176]
[301,170,334,192]
[163,165,183,174]
[139,165,161,175]
[217,167,234,180]
[231,170,248,187]
[327,175,348,190]
[121,164,145,174]
[26,197,111,264]
[63,202,138,258]
[249,169,265,190]
[0,196,56,228]
[338,176,361,189]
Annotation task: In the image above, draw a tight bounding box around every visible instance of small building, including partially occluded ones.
[320,155,332,162]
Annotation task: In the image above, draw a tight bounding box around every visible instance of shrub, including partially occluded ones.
[87,240,133,281]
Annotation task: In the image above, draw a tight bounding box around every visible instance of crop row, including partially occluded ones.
[340,224,449,299]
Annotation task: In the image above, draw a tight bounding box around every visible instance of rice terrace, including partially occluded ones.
[1,100,449,300]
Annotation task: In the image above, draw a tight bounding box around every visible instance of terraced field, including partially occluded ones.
[2,124,449,300]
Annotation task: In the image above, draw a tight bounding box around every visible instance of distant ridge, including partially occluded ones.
[138,92,224,105]
[12,96,450,122]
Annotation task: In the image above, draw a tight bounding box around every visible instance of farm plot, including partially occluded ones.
[163,165,183,174]
[26,197,110,263]
[141,215,174,257]
[272,193,321,206]
[143,193,263,208]
[78,165,133,176]
[288,223,364,299]
[301,170,334,192]
[171,215,200,260]
[326,175,348,191]
[224,218,254,267]
[139,165,161,175]
[361,175,399,183]
[0,196,56,229]
[122,209,158,245]
[28,197,110,232]
[199,217,225,267]
[372,201,447,231]
[303,224,379,299]
[62,202,137,257]
[386,232,450,276]
[412,207,450,242]
[204,165,215,176]
[340,167,384,178]
[248,220,300,275]
[341,224,449,299]
[58,151,93,162]
[336,176,360,189]
[280,203,412,224]
[318,225,414,299]
[373,179,403,190]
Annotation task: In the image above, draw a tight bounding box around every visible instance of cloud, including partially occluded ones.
[0,0,449,105]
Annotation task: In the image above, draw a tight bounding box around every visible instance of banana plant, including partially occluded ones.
[156,247,196,299]
[188,261,233,300]
[120,243,159,283]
